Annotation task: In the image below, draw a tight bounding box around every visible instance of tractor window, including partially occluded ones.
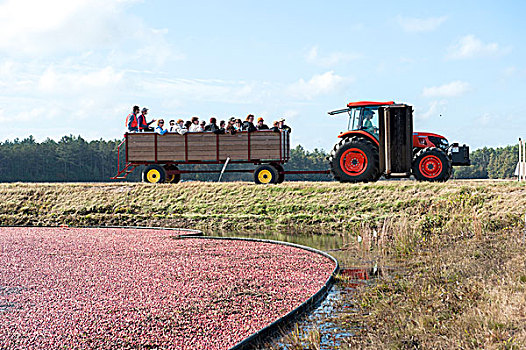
[347,107,379,138]
[348,108,362,130]
[362,108,379,137]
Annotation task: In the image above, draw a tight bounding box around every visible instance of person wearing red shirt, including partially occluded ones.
[126,106,140,132]
[138,107,156,132]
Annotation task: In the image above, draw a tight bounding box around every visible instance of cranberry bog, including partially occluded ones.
[0,227,336,349]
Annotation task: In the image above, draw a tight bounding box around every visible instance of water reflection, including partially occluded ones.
[270,281,364,349]
[211,230,346,253]
[209,230,372,349]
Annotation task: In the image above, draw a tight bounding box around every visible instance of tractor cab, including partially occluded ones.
[347,106,379,138]
[329,101,395,141]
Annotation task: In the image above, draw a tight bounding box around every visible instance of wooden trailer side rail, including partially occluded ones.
[125,130,289,164]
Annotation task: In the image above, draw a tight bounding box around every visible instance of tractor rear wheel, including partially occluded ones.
[142,164,166,184]
[254,164,279,184]
[329,137,380,182]
[164,165,181,184]
[412,147,452,182]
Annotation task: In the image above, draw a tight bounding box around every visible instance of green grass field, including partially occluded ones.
[1,180,523,232]
[2,180,525,348]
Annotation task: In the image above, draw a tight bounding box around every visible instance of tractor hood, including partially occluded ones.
[413,132,446,140]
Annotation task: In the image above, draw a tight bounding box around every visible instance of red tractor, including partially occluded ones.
[327,101,470,182]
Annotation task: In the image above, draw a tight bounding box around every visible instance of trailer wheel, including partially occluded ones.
[412,147,452,182]
[271,163,285,183]
[142,164,166,184]
[254,165,279,184]
[164,165,181,184]
[329,137,380,183]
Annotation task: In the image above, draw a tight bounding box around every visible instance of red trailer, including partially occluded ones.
[112,130,329,184]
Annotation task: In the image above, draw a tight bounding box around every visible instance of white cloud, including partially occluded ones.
[306,46,361,67]
[0,0,126,53]
[398,15,447,32]
[417,100,448,120]
[288,71,351,99]
[38,66,124,94]
[447,35,508,59]
[422,81,470,98]
[0,106,47,123]
[0,0,181,66]
[477,113,494,126]
[139,77,270,105]
[282,110,300,121]
[0,59,129,130]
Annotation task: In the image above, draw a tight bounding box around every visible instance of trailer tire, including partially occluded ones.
[254,164,279,184]
[271,163,285,183]
[412,147,452,182]
[164,165,181,184]
[142,164,166,184]
[329,137,380,183]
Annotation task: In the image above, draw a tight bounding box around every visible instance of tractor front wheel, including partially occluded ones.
[254,164,279,184]
[329,137,380,182]
[412,147,452,182]
[142,164,166,184]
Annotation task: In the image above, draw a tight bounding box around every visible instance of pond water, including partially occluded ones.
[210,230,373,349]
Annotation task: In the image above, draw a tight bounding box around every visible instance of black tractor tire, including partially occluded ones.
[271,163,285,183]
[164,165,181,184]
[412,147,452,182]
[329,137,380,183]
[142,164,166,184]
[254,164,279,184]
[327,139,346,182]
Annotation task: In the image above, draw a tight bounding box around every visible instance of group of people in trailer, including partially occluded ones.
[125,106,291,136]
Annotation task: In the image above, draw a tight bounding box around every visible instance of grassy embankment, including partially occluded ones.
[1,181,525,348]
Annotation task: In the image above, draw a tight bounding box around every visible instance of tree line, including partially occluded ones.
[0,135,519,182]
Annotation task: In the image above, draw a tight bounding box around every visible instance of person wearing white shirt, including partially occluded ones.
[189,116,201,132]
[168,120,176,132]
[174,119,187,135]
[154,119,167,135]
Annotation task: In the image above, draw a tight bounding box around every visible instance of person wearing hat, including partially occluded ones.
[270,120,280,132]
[242,114,257,132]
[154,119,167,135]
[362,109,376,135]
[226,118,237,135]
[256,117,269,130]
[174,119,187,135]
[278,118,291,133]
[138,107,156,132]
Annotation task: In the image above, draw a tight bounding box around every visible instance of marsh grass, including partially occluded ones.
[332,183,526,349]
[271,324,322,350]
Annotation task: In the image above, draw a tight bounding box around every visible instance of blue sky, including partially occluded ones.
[1,0,525,151]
